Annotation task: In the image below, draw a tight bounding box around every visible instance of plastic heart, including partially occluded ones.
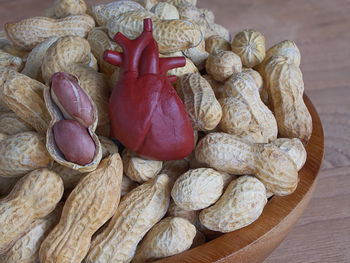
[105,19,194,160]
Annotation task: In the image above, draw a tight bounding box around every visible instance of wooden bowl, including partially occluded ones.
[156,95,324,263]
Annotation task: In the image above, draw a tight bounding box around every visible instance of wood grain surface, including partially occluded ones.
[0,0,349,262]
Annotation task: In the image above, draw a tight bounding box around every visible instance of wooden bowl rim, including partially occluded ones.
[156,94,325,263]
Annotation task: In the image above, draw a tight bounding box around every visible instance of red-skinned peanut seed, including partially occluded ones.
[50,72,94,128]
[53,120,96,165]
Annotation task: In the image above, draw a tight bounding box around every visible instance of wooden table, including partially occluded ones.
[1,0,349,262]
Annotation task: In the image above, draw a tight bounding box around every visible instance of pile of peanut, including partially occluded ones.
[0,0,313,262]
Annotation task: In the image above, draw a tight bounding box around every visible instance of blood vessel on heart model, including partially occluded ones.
[104,18,194,161]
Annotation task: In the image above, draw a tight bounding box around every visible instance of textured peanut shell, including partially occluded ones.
[46,0,87,18]
[242,67,267,105]
[202,74,225,99]
[51,162,85,189]
[0,168,63,254]
[135,0,158,10]
[0,204,62,263]
[0,68,11,112]
[168,57,198,77]
[264,55,312,143]
[206,50,242,82]
[39,154,123,263]
[171,168,224,210]
[90,1,145,26]
[231,29,265,68]
[176,3,214,41]
[41,36,91,83]
[41,36,110,127]
[163,0,197,7]
[220,71,278,143]
[177,73,222,131]
[151,2,179,20]
[205,35,231,54]
[0,50,23,71]
[89,53,99,70]
[106,10,157,37]
[219,98,258,142]
[5,15,95,50]
[107,11,202,53]
[0,112,33,135]
[0,31,29,59]
[272,138,307,171]
[122,149,163,183]
[176,1,202,21]
[199,175,267,233]
[87,27,119,76]
[211,23,231,42]
[200,8,214,23]
[21,37,59,81]
[86,174,171,263]
[195,133,299,195]
[192,18,217,41]
[121,175,139,197]
[265,40,301,67]
[44,79,102,172]
[266,190,274,199]
[173,1,214,41]
[242,67,263,94]
[0,69,51,134]
[167,199,199,225]
[0,132,52,177]
[256,40,301,78]
[133,217,196,262]
[182,40,209,71]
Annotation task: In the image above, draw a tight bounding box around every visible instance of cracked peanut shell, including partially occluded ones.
[44,74,102,172]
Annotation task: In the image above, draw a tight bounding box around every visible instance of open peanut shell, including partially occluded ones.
[43,74,102,172]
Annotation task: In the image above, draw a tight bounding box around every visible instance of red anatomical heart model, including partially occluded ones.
[104,19,194,160]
